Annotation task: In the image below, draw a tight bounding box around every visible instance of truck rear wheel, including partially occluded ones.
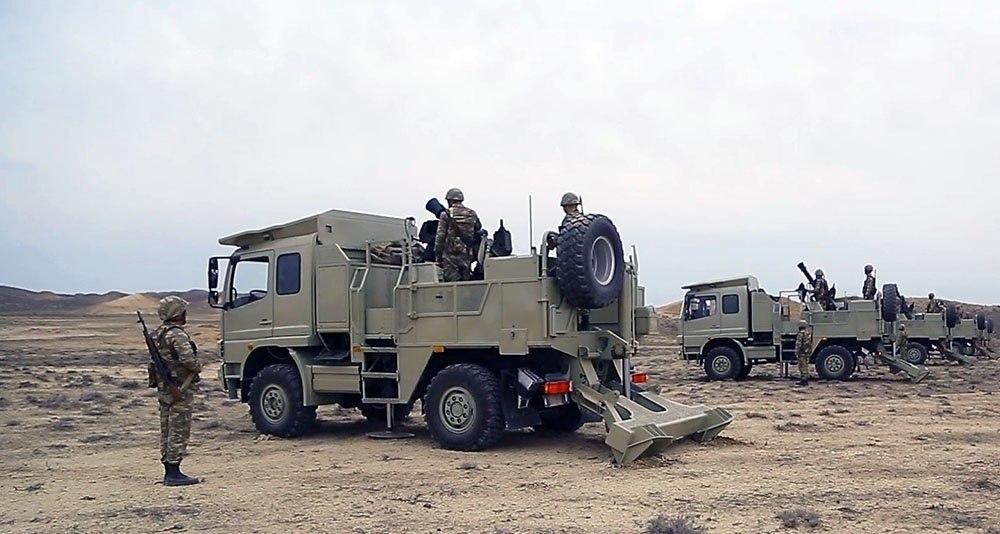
[988,319,995,334]
[555,214,625,309]
[704,346,743,381]
[424,363,505,451]
[533,403,585,433]
[903,342,929,365]
[248,363,316,437]
[815,345,855,381]
[976,313,987,331]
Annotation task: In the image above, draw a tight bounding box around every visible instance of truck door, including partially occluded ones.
[682,293,720,353]
[719,291,747,337]
[223,252,274,356]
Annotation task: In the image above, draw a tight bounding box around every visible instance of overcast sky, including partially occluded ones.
[2,1,998,305]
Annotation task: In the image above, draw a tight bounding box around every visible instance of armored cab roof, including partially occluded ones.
[219,209,408,250]
[682,276,759,292]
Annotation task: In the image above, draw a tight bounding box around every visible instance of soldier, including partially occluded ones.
[862,264,876,300]
[149,296,202,486]
[795,322,812,386]
[895,323,908,357]
[926,293,943,313]
[434,188,480,282]
[813,269,833,310]
[548,192,587,249]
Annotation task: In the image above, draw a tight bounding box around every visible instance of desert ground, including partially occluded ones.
[2,311,999,533]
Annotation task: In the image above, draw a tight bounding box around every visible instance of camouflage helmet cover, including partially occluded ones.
[158,295,188,321]
[815,269,824,278]
[864,264,873,273]
[560,192,581,206]
[798,321,807,330]
[928,292,935,299]
[898,323,906,331]
[445,188,464,202]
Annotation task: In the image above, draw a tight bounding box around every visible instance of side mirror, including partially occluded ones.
[209,290,220,306]
[208,258,219,289]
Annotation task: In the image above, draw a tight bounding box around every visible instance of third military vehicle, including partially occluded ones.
[678,273,986,383]
[208,206,731,465]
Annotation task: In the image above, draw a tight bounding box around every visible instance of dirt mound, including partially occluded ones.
[86,294,160,315]
[0,286,126,314]
[657,301,682,319]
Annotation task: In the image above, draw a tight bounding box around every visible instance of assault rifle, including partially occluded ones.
[137,311,183,402]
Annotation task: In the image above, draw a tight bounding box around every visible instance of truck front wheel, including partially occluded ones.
[903,342,929,365]
[248,363,316,437]
[815,345,855,381]
[704,346,743,381]
[424,363,505,451]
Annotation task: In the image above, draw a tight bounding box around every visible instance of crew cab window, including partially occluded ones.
[276,253,301,295]
[685,295,717,320]
[722,294,740,314]
[230,257,269,308]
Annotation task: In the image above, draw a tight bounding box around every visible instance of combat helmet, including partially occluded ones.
[928,292,935,299]
[445,188,464,202]
[864,264,873,274]
[560,192,581,207]
[815,269,825,278]
[158,296,188,322]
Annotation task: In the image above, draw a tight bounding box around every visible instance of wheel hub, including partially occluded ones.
[590,236,616,286]
[712,355,732,375]
[440,386,476,433]
[826,355,845,373]
[261,385,288,422]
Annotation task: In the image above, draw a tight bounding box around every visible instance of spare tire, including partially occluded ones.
[945,305,959,329]
[881,284,900,323]
[988,318,995,334]
[555,214,625,309]
[975,313,987,331]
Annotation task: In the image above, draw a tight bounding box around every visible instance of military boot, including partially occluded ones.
[796,378,809,386]
[163,462,199,486]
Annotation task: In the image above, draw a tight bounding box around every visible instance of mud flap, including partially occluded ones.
[879,353,930,383]
[573,384,733,465]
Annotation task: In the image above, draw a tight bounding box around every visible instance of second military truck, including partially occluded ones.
[208,207,732,465]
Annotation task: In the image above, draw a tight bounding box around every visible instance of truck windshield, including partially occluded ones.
[685,295,717,320]
[230,257,269,308]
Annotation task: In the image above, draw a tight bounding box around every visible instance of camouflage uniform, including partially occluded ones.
[862,273,876,300]
[434,191,480,282]
[149,297,202,469]
[794,324,812,382]
[895,325,908,357]
[926,296,943,313]
[813,274,832,310]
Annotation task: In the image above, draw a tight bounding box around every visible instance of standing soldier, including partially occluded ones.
[795,322,812,386]
[812,269,833,310]
[434,188,480,282]
[926,293,943,313]
[862,264,877,300]
[895,323,909,358]
[548,192,587,249]
[149,296,202,486]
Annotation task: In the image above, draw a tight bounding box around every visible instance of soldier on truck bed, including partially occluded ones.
[434,187,480,282]
[862,264,877,300]
[812,269,834,310]
[547,192,587,249]
[926,293,943,313]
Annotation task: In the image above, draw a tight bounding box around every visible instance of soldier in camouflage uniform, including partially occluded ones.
[434,188,480,282]
[794,322,812,386]
[895,323,908,358]
[148,296,202,486]
[862,264,876,300]
[926,293,943,313]
[812,269,834,310]
[547,192,587,249]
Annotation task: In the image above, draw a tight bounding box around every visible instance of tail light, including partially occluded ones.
[543,379,572,395]
[631,372,648,384]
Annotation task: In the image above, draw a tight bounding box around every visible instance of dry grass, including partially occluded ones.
[776,508,821,528]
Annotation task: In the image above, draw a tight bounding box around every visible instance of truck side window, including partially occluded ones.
[231,257,269,308]
[686,295,717,320]
[722,294,739,314]
[276,253,301,295]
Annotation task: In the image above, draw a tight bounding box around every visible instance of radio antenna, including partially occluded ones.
[528,195,535,254]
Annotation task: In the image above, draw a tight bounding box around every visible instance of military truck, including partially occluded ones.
[207,208,732,465]
[678,275,941,382]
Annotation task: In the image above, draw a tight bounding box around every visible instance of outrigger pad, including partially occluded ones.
[942,347,975,365]
[881,353,930,383]
[583,387,733,466]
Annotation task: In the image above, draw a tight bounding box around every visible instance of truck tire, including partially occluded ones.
[881,284,900,323]
[703,346,743,381]
[975,313,987,331]
[903,342,929,366]
[737,363,753,379]
[424,363,505,451]
[815,345,855,381]
[533,403,585,433]
[360,403,413,424]
[555,214,625,309]
[945,305,959,329]
[988,318,995,334]
[248,363,317,438]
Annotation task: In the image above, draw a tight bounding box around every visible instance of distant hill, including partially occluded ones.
[0,285,211,315]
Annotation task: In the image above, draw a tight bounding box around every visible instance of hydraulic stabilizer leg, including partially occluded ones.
[883,344,929,383]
